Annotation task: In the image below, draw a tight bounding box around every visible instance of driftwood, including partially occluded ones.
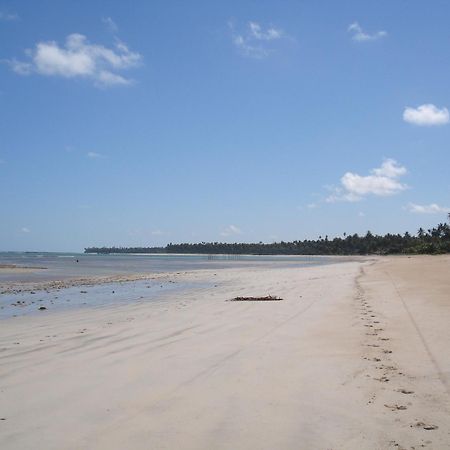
[229,295,283,302]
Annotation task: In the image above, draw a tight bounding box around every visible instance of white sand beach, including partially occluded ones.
[0,256,449,449]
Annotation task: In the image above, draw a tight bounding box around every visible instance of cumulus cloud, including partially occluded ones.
[229,21,285,58]
[220,224,242,237]
[406,203,450,214]
[7,33,141,87]
[371,158,407,178]
[348,22,387,42]
[327,159,408,202]
[403,104,449,126]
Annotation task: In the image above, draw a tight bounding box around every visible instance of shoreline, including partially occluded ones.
[0,253,359,288]
[0,255,448,449]
[0,255,366,297]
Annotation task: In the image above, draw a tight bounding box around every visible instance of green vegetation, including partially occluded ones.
[85,217,450,256]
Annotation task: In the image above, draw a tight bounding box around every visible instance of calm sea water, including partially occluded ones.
[0,252,337,283]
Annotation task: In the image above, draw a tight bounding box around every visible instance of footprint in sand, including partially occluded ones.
[411,422,438,431]
[383,349,393,354]
[385,404,407,411]
[389,440,408,449]
[375,376,390,382]
[397,388,414,394]
[380,365,397,371]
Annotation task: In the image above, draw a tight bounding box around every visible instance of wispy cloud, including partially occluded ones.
[403,104,449,126]
[327,159,408,202]
[229,20,285,58]
[21,227,30,233]
[87,151,105,159]
[220,224,242,237]
[150,229,165,236]
[0,11,18,21]
[348,22,387,42]
[406,203,450,214]
[7,33,142,87]
[102,16,118,33]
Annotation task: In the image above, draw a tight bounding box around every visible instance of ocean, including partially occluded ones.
[0,252,337,283]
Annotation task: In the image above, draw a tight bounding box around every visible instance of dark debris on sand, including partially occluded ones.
[229,295,283,302]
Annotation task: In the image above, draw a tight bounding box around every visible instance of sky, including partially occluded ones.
[1,0,449,252]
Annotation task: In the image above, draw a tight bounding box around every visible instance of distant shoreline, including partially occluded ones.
[84,220,450,256]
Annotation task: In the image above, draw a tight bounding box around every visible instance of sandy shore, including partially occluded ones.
[0,256,449,449]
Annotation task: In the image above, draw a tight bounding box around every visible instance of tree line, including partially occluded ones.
[85,217,450,256]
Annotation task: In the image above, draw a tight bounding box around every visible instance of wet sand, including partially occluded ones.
[0,256,449,449]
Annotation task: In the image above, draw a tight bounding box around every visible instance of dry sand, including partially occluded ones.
[0,256,449,449]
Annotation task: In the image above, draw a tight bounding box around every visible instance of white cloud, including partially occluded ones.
[406,203,450,214]
[102,17,118,33]
[87,151,104,159]
[0,11,18,21]
[248,22,283,41]
[151,229,165,236]
[21,227,30,233]
[372,158,407,178]
[403,104,449,126]
[307,203,318,209]
[348,22,387,42]
[7,59,32,75]
[220,224,242,237]
[229,21,285,58]
[327,159,407,202]
[7,33,141,87]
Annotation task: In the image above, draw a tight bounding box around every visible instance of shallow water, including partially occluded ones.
[0,252,336,283]
[0,276,204,319]
[0,252,342,319]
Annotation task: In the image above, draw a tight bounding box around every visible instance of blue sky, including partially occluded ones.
[1,0,449,252]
